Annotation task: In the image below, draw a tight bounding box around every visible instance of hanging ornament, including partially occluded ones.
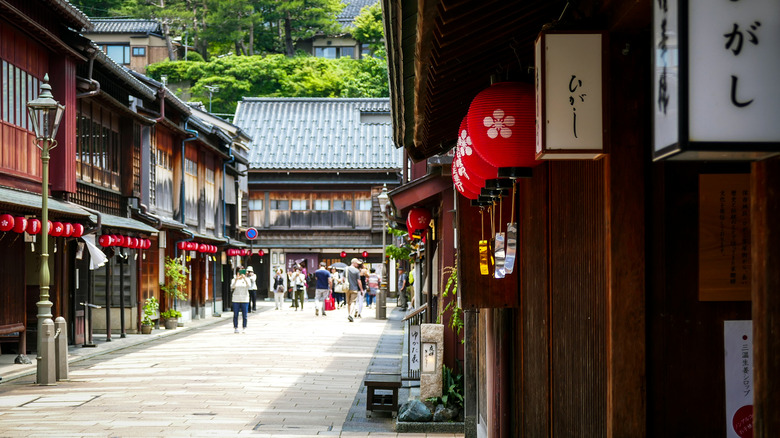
[258,249,265,257]
[62,223,74,237]
[71,223,84,238]
[26,219,42,235]
[0,214,14,232]
[13,217,27,234]
[467,82,539,173]
[98,235,112,247]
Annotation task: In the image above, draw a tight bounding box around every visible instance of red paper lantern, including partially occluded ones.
[13,217,27,234]
[454,139,486,188]
[452,167,480,200]
[0,214,13,232]
[177,241,186,250]
[407,207,432,232]
[49,222,65,237]
[112,235,122,246]
[62,223,74,237]
[71,223,84,238]
[199,243,207,252]
[258,249,265,257]
[132,238,141,248]
[467,82,539,169]
[457,116,497,180]
[211,245,217,253]
[26,219,41,235]
[144,239,152,249]
[340,251,347,258]
[362,251,368,258]
[99,235,112,247]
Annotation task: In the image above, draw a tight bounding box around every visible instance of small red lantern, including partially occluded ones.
[258,249,265,257]
[71,223,84,238]
[132,238,140,248]
[112,235,122,246]
[99,235,112,247]
[13,217,27,234]
[226,248,234,256]
[26,218,42,235]
[200,243,208,252]
[407,207,432,233]
[177,241,186,250]
[452,168,480,200]
[144,239,152,249]
[0,214,13,232]
[457,116,497,180]
[467,82,539,170]
[362,251,368,258]
[62,223,74,237]
[340,251,347,258]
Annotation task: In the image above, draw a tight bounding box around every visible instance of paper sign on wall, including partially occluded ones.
[724,320,753,438]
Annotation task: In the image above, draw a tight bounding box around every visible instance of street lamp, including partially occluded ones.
[377,184,389,320]
[27,74,65,386]
[204,85,219,113]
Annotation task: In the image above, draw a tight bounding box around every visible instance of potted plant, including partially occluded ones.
[161,308,182,330]
[141,297,159,334]
[160,256,189,327]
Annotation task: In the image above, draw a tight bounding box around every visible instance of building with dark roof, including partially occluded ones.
[233,97,401,296]
[300,0,379,60]
[82,18,173,74]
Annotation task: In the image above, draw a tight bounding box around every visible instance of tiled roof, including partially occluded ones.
[233,98,401,171]
[337,0,378,27]
[84,19,163,35]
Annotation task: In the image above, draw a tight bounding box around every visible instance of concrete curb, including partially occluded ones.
[395,421,466,433]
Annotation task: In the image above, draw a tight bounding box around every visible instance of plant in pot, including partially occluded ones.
[141,297,159,334]
[161,308,182,330]
[160,256,189,329]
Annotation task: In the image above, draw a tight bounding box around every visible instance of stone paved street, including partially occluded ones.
[0,302,462,437]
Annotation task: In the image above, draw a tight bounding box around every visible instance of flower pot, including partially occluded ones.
[141,324,153,334]
[164,318,178,330]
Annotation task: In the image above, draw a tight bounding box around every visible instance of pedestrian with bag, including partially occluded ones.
[246,266,258,312]
[231,268,251,333]
[291,266,306,311]
[313,262,332,316]
[331,267,345,308]
[273,268,286,310]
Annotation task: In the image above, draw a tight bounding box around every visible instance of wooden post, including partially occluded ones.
[751,156,780,437]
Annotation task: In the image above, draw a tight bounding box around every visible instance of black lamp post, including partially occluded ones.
[26,74,65,385]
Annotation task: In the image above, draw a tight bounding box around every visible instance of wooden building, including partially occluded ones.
[82,19,174,74]
[382,0,780,437]
[232,97,401,295]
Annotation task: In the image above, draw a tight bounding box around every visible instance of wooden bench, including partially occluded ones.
[364,372,402,417]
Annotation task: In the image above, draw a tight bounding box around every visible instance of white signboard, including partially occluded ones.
[536,32,604,159]
[652,0,679,155]
[724,320,753,438]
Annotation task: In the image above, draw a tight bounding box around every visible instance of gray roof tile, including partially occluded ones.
[85,19,163,35]
[338,0,379,27]
[233,98,401,171]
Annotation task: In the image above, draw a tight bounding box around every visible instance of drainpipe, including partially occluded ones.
[76,50,100,99]
[131,202,162,229]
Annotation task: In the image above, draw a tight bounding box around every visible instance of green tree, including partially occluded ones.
[70,0,124,17]
[275,0,344,56]
[352,2,384,57]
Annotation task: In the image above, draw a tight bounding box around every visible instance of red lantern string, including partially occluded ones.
[467,82,539,169]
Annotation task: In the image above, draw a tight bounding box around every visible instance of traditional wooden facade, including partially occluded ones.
[382,0,779,437]
[232,97,401,296]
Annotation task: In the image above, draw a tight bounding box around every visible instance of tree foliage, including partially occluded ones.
[352,2,385,56]
[147,54,388,115]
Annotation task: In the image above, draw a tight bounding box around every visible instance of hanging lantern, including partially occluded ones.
[13,217,27,234]
[362,251,368,258]
[98,235,112,247]
[407,207,432,233]
[457,116,497,180]
[258,249,265,257]
[111,235,122,246]
[452,169,480,200]
[177,241,186,251]
[62,223,74,237]
[71,223,84,238]
[454,143,486,189]
[340,251,347,258]
[26,219,42,235]
[200,243,209,252]
[49,222,65,237]
[144,239,152,249]
[0,214,13,232]
[467,82,538,175]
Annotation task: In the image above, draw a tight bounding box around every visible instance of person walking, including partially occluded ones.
[345,258,364,322]
[246,266,258,312]
[367,268,379,309]
[331,267,345,308]
[231,268,251,333]
[291,266,306,311]
[313,262,332,316]
[273,268,286,310]
[398,267,408,310]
